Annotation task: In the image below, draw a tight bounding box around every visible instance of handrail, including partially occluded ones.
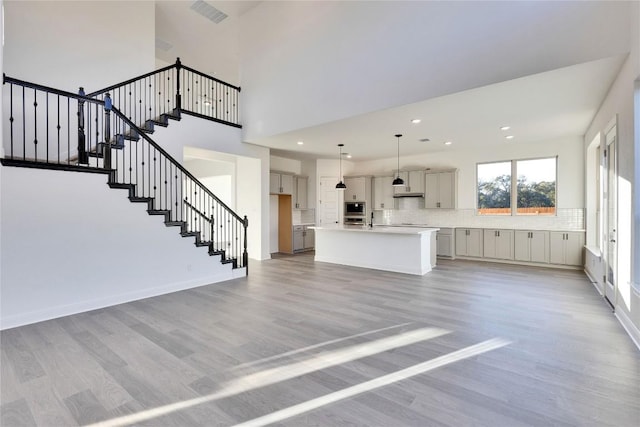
[4,74,105,105]
[181,64,241,91]
[109,105,244,223]
[85,58,241,128]
[85,63,176,97]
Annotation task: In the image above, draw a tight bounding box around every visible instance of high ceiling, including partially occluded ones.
[155,1,634,161]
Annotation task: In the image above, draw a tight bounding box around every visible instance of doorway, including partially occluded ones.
[604,121,618,307]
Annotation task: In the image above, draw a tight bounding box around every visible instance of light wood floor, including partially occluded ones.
[2,254,639,426]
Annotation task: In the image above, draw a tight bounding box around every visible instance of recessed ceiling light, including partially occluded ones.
[500,126,511,131]
[444,141,452,145]
[505,135,514,140]
[297,141,304,145]
[411,119,421,124]
[203,100,212,106]
[346,155,352,159]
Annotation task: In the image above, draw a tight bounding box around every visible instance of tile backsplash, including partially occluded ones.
[293,209,316,225]
[374,208,584,231]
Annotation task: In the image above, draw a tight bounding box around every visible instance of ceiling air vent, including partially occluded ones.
[419,138,430,142]
[190,0,228,24]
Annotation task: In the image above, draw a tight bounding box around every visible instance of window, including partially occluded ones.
[477,161,511,215]
[477,157,556,215]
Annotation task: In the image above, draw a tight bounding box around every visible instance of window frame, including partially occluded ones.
[476,156,558,216]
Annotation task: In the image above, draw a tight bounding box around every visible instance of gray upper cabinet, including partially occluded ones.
[344,177,370,202]
[270,172,294,195]
[393,170,425,195]
[424,171,456,209]
[293,176,308,209]
[373,176,395,210]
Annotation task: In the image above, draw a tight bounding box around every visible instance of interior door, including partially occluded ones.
[604,125,617,306]
[319,177,341,225]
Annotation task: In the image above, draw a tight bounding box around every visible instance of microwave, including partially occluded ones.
[345,202,366,216]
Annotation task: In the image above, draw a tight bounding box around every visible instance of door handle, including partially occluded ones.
[610,239,616,243]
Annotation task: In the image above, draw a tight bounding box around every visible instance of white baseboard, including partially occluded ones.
[615,309,640,351]
[0,273,235,330]
[584,268,604,296]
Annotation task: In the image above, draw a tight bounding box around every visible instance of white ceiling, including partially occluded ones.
[155,1,633,162]
[266,55,626,161]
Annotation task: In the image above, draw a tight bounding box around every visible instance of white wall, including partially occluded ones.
[3,1,155,92]
[151,115,270,260]
[270,155,301,174]
[0,166,239,330]
[185,158,235,209]
[584,1,640,346]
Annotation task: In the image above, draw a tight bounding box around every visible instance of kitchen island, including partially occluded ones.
[311,225,439,275]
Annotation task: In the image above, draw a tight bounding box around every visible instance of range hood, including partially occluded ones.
[393,193,425,198]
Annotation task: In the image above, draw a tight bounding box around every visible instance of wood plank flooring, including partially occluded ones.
[2,254,639,426]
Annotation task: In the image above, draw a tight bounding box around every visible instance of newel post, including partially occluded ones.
[103,93,112,169]
[175,57,182,113]
[77,87,88,164]
[243,215,249,275]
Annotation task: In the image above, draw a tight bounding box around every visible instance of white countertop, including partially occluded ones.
[311,225,439,235]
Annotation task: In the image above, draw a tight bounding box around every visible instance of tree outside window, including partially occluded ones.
[516,158,556,215]
[477,157,556,215]
[477,161,511,215]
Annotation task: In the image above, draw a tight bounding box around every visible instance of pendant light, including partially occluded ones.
[392,134,405,186]
[336,143,346,190]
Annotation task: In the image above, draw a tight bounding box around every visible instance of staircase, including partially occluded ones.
[1,60,248,273]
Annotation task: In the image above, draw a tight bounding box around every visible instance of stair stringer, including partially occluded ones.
[0,164,243,330]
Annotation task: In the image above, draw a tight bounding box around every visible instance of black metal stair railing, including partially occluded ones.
[2,75,248,272]
[86,58,241,131]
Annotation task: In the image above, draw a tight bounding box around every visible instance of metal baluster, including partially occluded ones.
[243,216,248,272]
[67,98,70,165]
[56,95,60,163]
[46,92,49,163]
[33,89,38,161]
[94,103,99,167]
[22,86,25,160]
[9,83,14,159]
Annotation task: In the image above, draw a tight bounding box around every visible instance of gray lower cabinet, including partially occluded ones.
[436,228,455,258]
[549,231,584,266]
[483,229,514,260]
[514,230,549,263]
[293,226,315,251]
[455,228,483,257]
